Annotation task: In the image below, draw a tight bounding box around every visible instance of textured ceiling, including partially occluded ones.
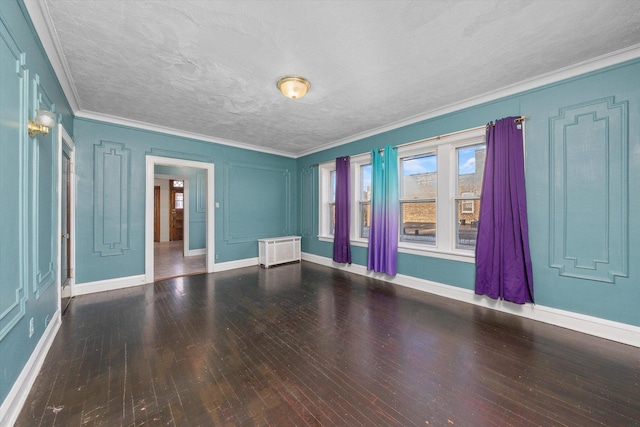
[30,0,640,156]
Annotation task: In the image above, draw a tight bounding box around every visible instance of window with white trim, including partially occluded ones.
[317,126,485,257]
[399,151,438,245]
[358,163,372,239]
[319,163,336,237]
[397,128,485,254]
[455,144,485,249]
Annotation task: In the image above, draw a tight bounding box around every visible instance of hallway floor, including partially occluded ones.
[153,240,205,280]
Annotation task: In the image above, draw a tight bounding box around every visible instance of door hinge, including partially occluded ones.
[69,268,74,278]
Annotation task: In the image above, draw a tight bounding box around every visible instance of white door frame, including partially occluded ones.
[145,156,215,283]
[56,124,76,306]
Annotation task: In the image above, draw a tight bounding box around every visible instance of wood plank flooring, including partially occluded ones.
[15,262,640,426]
[154,241,205,280]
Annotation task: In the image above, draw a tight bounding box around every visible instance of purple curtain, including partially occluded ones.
[333,156,351,263]
[475,117,534,304]
[367,146,398,275]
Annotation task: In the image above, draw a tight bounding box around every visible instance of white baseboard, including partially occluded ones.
[187,248,206,256]
[74,274,147,296]
[213,257,258,272]
[302,253,640,348]
[0,309,61,426]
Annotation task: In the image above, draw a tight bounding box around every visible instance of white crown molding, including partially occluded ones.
[302,253,640,348]
[22,0,81,112]
[75,110,297,158]
[296,43,640,158]
[23,0,640,160]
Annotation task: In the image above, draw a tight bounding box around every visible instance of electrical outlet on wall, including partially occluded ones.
[29,317,34,337]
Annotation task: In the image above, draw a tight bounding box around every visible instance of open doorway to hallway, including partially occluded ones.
[145,156,215,283]
[153,174,205,280]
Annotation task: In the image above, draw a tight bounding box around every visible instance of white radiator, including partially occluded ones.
[258,236,301,268]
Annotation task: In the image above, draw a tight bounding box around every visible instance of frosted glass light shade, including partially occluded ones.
[277,76,310,99]
[35,109,56,127]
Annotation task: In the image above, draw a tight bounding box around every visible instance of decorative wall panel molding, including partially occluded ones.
[32,74,56,298]
[196,171,206,213]
[300,167,317,238]
[0,19,28,340]
[549,97,628,283]
[93,141,131,256]
[223,163,291,243]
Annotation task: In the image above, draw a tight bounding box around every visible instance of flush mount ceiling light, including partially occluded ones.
[277,75,310,99]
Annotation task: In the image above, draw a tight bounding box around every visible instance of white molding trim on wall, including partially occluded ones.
[187,248,206,256]
[0,308,61,427]
[213,257,259,272]
[74,274,146,296]
[22,0,80,112]
[296,43,640,158]
[23,0,640,159]
[301,253,640,348]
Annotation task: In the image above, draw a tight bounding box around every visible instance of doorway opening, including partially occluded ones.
[57,125,75,315]
[145,156,215,283]
[152,174,200,279]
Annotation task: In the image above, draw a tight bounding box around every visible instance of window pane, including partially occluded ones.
[456,200,480,249]
[172,180,184,188]
[401,201,436,244]
[457,144,485,197]
[361,164,371,201]
[330,171,336,203]
[360,202,370,238]
[329,202,335,235]
[401,153,437,198]
[457,143,485,249]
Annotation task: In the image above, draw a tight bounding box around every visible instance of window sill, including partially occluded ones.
[317,236,475,263]
[398,244,475,263]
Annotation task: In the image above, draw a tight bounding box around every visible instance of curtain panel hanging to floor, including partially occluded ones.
[367,145,398,275]
[475,117,534,304]
[333,156,351,263]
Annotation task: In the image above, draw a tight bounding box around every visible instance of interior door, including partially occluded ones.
[169,180,184,241]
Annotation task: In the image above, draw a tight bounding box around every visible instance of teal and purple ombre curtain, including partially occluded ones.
[367,145,398,275]
[475,117,534,304]
[333,156,351,263]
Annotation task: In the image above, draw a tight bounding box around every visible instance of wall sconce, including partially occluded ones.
[277,75,310,99]
[28,109,56,137]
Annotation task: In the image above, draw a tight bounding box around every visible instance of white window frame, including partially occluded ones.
[397,128,485,260]
[317,126,485,263]
[318,162,336,239]
[398,147,438,246]
[350,153,371,246]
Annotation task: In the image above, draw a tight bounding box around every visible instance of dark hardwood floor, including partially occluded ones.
[15,262,640,426]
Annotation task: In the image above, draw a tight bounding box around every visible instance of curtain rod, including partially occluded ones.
[378,115,530,152]
[311,115,531,162]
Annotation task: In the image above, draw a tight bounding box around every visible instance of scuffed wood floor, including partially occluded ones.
[154,241,205,280]
[15,262,640,426]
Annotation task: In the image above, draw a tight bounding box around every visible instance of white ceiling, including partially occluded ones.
[26,0,640,157]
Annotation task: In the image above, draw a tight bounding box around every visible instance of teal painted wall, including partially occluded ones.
[73,118,297,284]
[297,60,640,327]
[0,0,73,407]
[154,165,207,250]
